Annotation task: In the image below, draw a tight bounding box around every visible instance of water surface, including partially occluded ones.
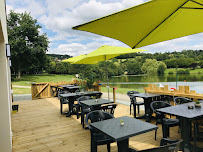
[100,74,203,93]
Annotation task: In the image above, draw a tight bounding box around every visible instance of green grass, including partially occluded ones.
[165,68,203,74]
[13,87,31,94]
[12,74,76,86]
[101,86,144,94]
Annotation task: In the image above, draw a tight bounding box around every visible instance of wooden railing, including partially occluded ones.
[145,84,203,100]
[31,80,101,99]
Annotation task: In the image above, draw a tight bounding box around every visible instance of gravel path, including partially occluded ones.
[12,85,31,88]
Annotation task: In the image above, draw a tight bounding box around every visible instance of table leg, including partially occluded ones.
[135,98,151,121]
[180,118,191,152]
[117,138,129,152]
[66,97,74,117]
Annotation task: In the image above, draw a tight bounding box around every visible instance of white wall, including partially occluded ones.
[0,0,12,151]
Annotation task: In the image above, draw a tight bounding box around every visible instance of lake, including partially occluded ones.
[100,74,203,93]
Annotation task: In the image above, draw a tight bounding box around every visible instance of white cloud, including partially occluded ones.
[6,0,203,57]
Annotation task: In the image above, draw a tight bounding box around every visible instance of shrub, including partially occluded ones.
[177,69,190,74]
[168,71,174,74]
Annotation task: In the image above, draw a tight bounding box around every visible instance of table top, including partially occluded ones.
[80,98,114,107]
[59,91,102,98]
[90,116,158,141]
[131,93,161,98]
[157,101,203,119]
[58,85,80,89]
[58,84,74,87]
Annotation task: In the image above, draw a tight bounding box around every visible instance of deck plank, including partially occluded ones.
[12,98,181,152]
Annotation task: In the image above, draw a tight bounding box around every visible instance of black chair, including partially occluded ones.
[85,110,115,152]
[193,119,203,152]
[77,96,94,128]
[127,91,144,117]
[58,91,70,115]
[174,97,193,105]
[161,95,173,104]
[150,101,179,140]
[58,90,70,100]
[100,104,117,115]
[129,138,182,152]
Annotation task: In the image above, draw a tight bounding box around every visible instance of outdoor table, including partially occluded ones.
[157,101,203,152]
[58,85,80,93]
[59,91,102,117]
[130,93,161,122]
[80,98,114,110]
[90,116,158,152]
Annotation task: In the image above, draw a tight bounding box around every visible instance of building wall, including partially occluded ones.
[0,0,12,151]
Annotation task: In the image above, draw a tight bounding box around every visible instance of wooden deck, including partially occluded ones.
[12,98,181,152]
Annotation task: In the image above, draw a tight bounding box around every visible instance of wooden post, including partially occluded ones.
[113,87,116,102]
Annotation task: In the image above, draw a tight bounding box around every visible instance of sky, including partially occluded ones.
[6,0,203,57]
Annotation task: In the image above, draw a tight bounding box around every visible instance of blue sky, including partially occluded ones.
[6,0,203,56]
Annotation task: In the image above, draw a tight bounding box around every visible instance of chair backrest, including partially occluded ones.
[127,91,139,97]
[174,97,193,105]
[77,96,94,108]
[127,91,139,103]
[135,139,182,152]
[100,104,117,115]
[150,101,171,116]
[85,110,114,130]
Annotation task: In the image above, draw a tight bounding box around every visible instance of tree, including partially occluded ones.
[126,60,142,75]
[157,61,167,75]
[141,59,159,75]
[7,11,49,79]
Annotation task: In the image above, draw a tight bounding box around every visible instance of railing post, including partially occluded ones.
[113,87,116,102]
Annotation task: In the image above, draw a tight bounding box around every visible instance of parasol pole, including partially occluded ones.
[105,55,110,100]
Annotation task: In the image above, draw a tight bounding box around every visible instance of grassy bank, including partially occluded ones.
[12,74,75,86]
[12,74,76,94]
[165,68,203,74]
[13,87,31,94]
[101,86,144,94]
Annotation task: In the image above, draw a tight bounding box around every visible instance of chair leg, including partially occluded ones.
[155,129,157,140]
[107,143,110,152]
[162,124,168,138]
[137,105,140,114]
[82,113,86,128]
[60,103,63,115]
[133,104,136,118]
[155,122,158,140]
[130,104,132,115]
[91,135,97,152]
[81,113,84,127]
[193,123,197,152]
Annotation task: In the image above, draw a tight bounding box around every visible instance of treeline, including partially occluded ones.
[117,50,203,61]
[117,50,203,68]
[47,54,72,61]
[46,50,203,80]
[46,61,123,79]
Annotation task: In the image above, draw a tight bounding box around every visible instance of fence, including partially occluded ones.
[31,80,101,99]
[31,82,51,99]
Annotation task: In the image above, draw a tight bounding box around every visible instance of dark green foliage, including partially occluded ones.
[47,54,72,60]
[163,58,195,68]
[177,69,190,74]
[157,62,167,75]
[198,60,203,68]
[7,11,49,78]
[168,71,174,74]
[126,60,142,75]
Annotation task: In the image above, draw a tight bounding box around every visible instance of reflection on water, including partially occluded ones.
[100,74,203,93]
